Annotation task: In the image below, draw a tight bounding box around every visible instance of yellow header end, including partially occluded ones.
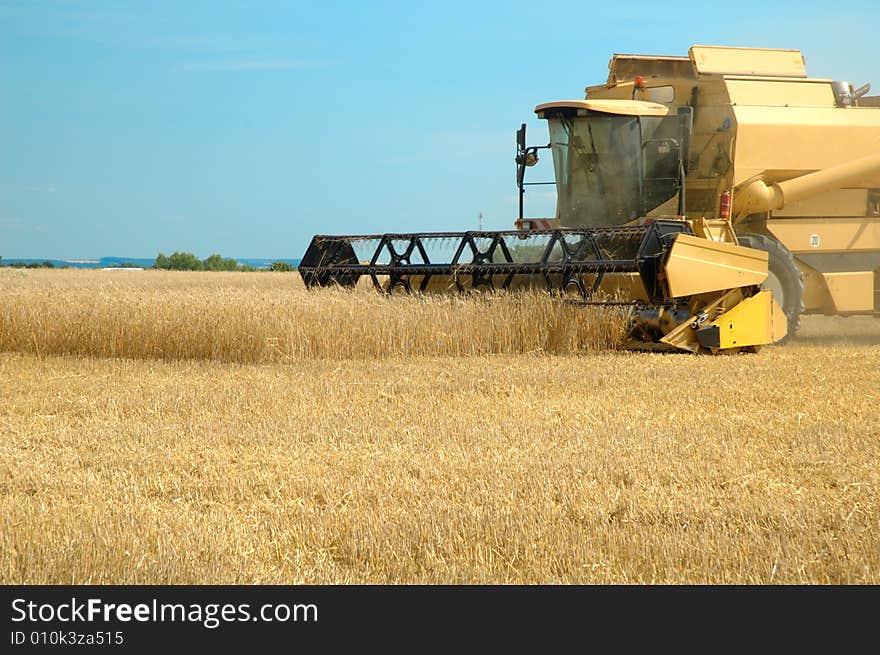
[664,234,769,298]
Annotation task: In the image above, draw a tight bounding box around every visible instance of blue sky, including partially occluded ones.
[2,0,878,259]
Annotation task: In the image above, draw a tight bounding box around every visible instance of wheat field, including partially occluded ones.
[1,268,879,583]
[0,268,626,361]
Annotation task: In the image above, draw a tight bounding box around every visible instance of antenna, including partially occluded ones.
[478,212,483,231]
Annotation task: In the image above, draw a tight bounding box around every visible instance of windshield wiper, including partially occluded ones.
[563,117,598,171]
[567,117,607,209]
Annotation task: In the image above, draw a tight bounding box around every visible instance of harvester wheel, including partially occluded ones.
[736,233,804,338]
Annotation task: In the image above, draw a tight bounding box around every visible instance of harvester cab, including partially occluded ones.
[517,99,693,228]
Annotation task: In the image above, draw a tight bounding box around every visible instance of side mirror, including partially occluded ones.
[514,122,551,220]
[515,124,527,187]
[516,123,526,150]
[515,124,538,167]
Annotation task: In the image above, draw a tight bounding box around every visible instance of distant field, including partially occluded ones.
[1,269,878,583]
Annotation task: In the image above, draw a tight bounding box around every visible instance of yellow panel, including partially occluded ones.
[771,292,788,341]
[659,289,741,353]
[798,261,833,313]
[823,271,875,312]
[772,189,868,217]
[726,79,834,107]
[607,54,693,84]
[664,234,768,297]
[707,290,788,348]
[731,106,880,186]
[690,46,805,77]
[766,217,880,252]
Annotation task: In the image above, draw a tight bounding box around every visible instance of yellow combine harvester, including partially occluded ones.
[300,45,880,353]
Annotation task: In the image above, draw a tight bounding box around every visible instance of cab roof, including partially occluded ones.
[535,99,672,117]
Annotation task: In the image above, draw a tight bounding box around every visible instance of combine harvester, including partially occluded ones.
[300,45,880,353]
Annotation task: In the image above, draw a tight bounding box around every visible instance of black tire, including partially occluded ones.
[736,232,805,338]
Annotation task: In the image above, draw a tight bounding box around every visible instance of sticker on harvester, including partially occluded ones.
[809,233,820,248]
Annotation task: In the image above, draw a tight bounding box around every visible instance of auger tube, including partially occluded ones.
[733,152,880,220]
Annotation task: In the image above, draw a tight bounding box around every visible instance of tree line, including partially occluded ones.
[0,257,57,269]
[153,252,295,271]
[0,253,297,272]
